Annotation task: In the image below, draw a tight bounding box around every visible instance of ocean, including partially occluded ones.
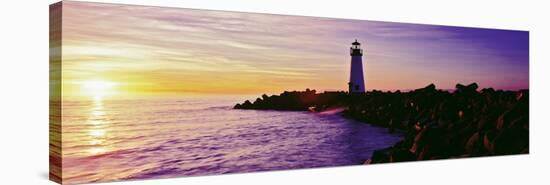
[61,96,402,184]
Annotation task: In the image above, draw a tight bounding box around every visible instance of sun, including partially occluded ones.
[80,80,118,99]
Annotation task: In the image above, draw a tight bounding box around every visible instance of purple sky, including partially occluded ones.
[61,1,529,96]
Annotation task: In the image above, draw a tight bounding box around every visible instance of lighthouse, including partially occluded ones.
[348,39,366,93]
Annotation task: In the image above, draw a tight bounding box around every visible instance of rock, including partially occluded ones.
[455,83,479,94]
[390,148,416,162]
[370,147,392,163]
[481,88,495,94]
[415,83,436,93]
[493,128,525,155]
[465,132,481,154]
[483,130,496,154]
[242,100,252,108]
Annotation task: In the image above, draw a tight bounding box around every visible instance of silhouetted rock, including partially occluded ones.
[234,90,349,111]
[455,83,479,94]
[369,147,392,163]
[242,100,252,107]
[415,83,436,93]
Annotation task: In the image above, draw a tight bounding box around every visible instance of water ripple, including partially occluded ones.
[61,97,402,184]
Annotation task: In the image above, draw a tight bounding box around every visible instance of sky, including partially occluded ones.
[58,1,529,97]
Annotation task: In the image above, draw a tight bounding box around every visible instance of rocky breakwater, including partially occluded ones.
[234,89,349,111]
[234,83,529,164]
[358,83,528,163]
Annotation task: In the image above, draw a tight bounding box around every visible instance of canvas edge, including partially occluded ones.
[49,1,63,184]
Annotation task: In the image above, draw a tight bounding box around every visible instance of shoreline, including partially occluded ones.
[234,83,529,163]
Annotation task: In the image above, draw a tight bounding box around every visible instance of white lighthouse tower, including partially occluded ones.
[348,39,366,93]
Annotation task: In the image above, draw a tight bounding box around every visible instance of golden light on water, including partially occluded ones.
[87,147,107,155]
[89,129,106,137]
[85,92,109,155]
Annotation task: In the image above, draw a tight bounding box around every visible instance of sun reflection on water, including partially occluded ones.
[86,96,109,155]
